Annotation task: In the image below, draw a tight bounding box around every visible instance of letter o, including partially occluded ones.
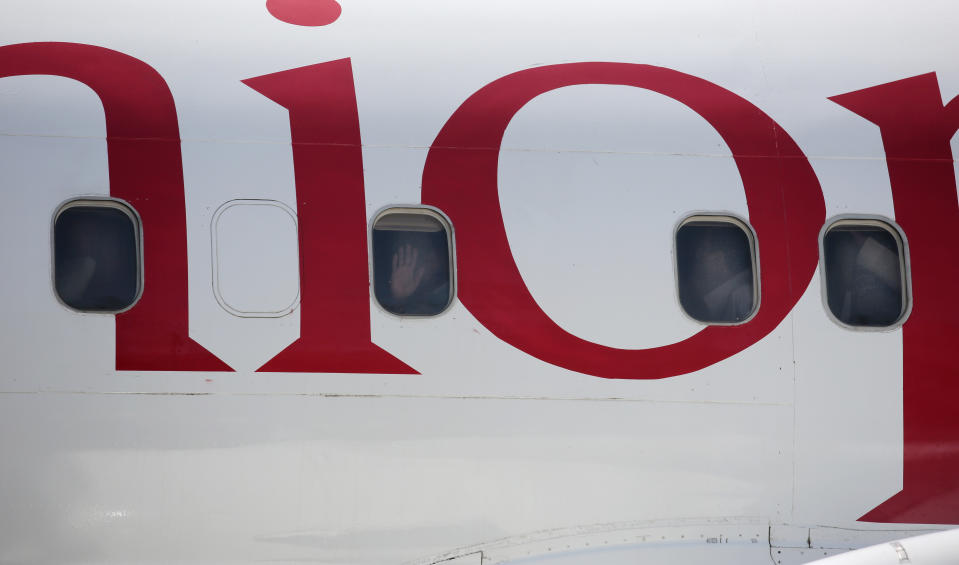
[422,63,825,378]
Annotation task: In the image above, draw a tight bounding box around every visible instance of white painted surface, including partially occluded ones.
[0,0,956,563]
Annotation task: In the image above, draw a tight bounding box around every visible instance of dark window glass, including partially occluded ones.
[54,204,140,312]
[676,220,756,323]
[823,223,904,327]
[372,211,452,316]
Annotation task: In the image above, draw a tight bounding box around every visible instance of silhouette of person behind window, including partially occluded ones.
[829,229,901,325]
[678,224,754,323]
[698,243,753,322]
[374,230,450,316]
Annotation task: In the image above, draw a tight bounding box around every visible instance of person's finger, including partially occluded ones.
[392,251,399,272]
[411,246,419,265]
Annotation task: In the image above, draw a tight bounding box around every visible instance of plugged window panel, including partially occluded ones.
[212,199,299,317]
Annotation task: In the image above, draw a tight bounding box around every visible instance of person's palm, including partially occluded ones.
[391,244,425,299]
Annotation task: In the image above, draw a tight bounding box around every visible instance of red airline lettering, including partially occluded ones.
[243,60,417,374]
[832,73,959,525]
[3,41,958,525]
[0,42,230,371]
[423,62,825,378]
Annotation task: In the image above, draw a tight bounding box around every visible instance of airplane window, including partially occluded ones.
[675,217,757,324]
[371,208,454,316]
[822,221,907,328]
[53,200,142,312]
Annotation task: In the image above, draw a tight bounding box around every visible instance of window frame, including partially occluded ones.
[51,196,144,314]
[672,213,761,326]
[818,215,912,331]
[368,205,457,318]
[210,198,301,318]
